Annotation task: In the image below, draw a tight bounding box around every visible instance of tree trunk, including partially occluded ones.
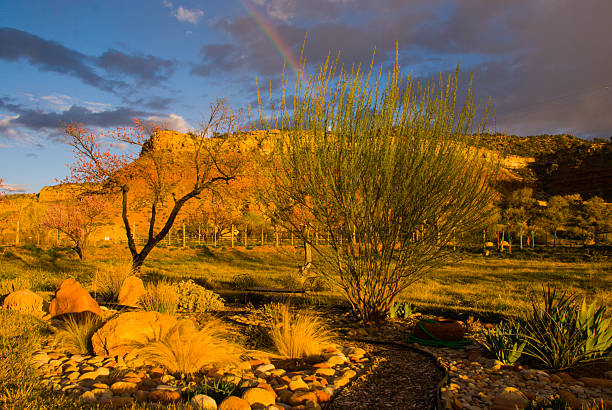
[520,233,523,249]
[275,226,279,248]
[231,224,235,248]
[182,223,186,248]
[531,231,535,248]
[553,229,557,248]
[261,227,264,246]
[243,224,247,247]
[198,224,201,245]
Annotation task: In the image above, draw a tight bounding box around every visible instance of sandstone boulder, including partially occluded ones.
[2,289,43,314]
[117,276,145,307]
[91,311,177,357]
[218,396,251,410]
[49,278,101,319]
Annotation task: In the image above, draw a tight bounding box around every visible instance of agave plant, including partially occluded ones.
[578,298,612,360]
[479,321,525,365]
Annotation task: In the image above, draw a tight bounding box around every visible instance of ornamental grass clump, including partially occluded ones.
[519,285,612,370]
[54,315,105,355]
[136,319,243,375]
[269,304,334,360]
[93,260,134,302]
[140,281,178,315]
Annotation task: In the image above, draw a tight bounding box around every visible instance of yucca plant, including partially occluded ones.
[479,321,525,365]
[140,281,178,315]
[54,315,105,355]
[269,304,334,360]
[135,319,243,375]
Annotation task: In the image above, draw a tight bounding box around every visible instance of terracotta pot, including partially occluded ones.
[413,319,465,342]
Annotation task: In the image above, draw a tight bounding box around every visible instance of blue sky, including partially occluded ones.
[1,0,611,193]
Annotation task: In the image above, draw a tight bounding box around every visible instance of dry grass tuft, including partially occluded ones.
[135,319,243,375]
[92,260,134,302]
[140,280,178,315]
[54,315,105,355]
[269,304,334,360]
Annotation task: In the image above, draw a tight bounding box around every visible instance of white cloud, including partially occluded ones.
[40,94,73,111]
[147,113,191,133]
[163,0,173,7]
[0,182,29,194]
[0,115,19,129]
[174,6,204,24]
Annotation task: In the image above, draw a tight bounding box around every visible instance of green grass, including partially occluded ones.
[1,244,610,319]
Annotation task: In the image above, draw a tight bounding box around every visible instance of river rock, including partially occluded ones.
[192,394,218,409]
[242,387,275,406]
[218,395,251,410]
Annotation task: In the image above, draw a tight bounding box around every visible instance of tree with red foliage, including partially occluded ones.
[42,195,108,259]
[62,98,244,269]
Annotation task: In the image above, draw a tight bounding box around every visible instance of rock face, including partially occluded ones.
[49,278,101,319]
[91,311,177,357]
[117,276,145,307]
[2,289,43,314]
[413,319,465,342]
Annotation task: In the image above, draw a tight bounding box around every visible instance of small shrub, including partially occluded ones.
[478,321,525,365]
[175,279,224,312]
[389,301,413,319]
[269,304,334,360]
[230,273,257,290]
[136,319,243,375]
[93,260,134,302]
[140,281,178,315]
[54,315,105,355]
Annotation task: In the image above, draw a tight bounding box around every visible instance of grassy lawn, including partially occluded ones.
[1,243,609,319]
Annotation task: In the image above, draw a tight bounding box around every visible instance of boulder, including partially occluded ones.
[49,278,101,319]
[91,311,177,357]
[413,319,465,342]
[117,276,145,307]
[2,289,43,314]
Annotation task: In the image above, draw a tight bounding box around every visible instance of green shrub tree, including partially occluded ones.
[256,47,497,321]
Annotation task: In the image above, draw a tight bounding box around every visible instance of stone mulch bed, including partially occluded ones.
[30,305,612,409]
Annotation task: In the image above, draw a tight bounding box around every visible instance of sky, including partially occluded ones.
[1,0,611,194]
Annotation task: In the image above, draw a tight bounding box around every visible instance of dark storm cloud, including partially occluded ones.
[197,0,612,137]
[97,49,176,85]
[0,28,176,93]
[143,96,176,110]
[0,27,122,92]
[0,98,148,133]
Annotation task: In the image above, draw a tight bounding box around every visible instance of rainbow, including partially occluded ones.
[236,0,301,74]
